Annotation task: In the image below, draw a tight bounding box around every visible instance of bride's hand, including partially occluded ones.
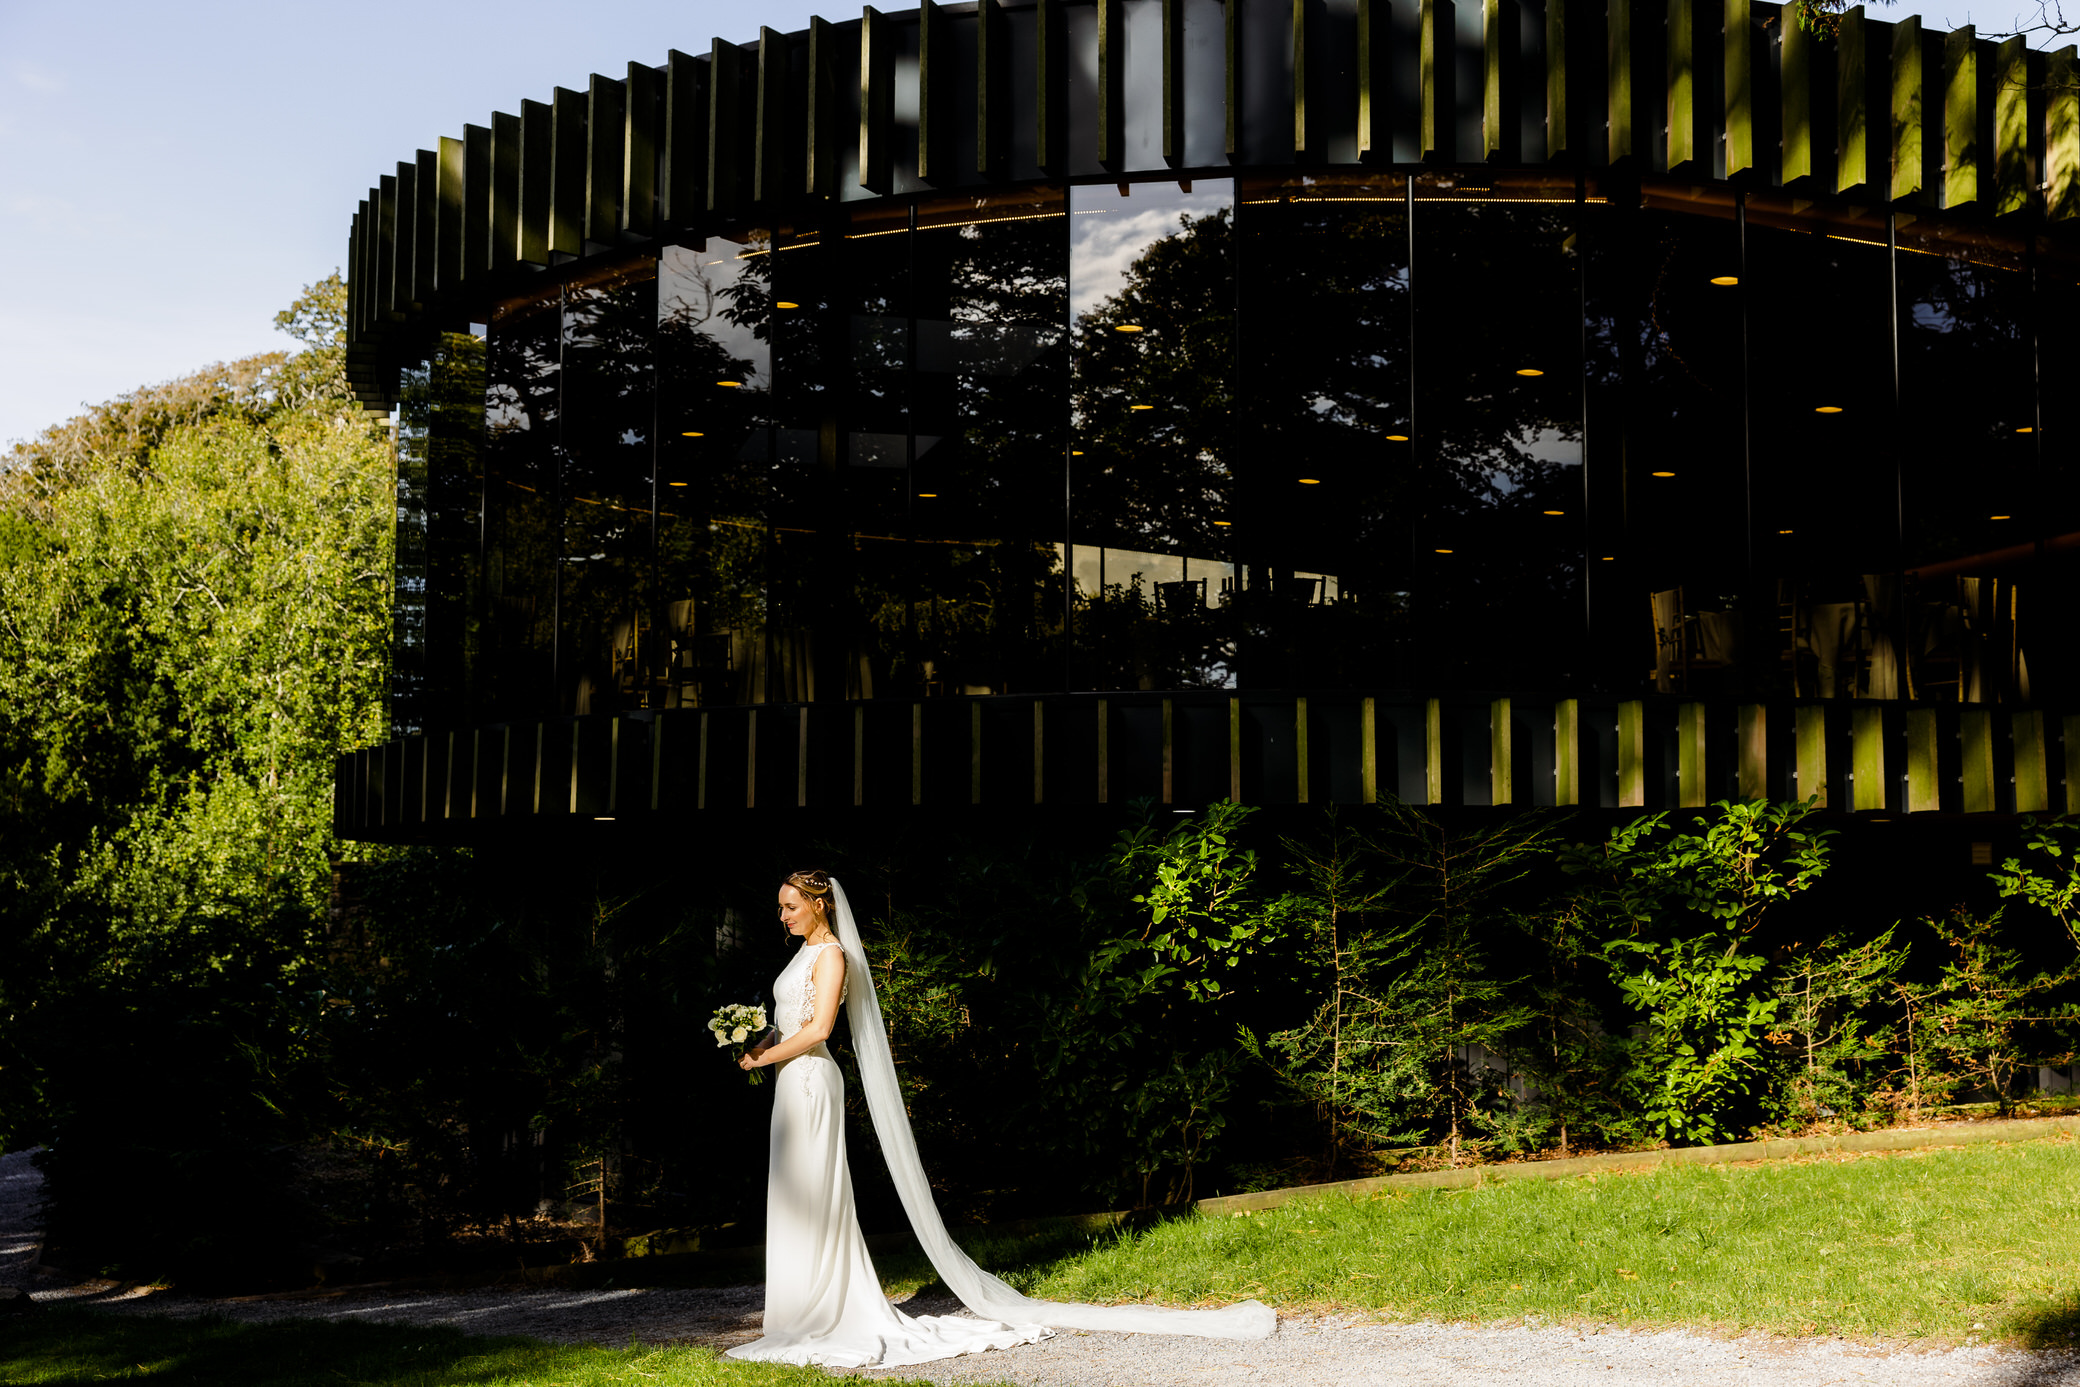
[740,1045,770,1071]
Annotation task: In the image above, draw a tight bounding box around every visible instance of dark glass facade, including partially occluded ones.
[399,174,2079,732]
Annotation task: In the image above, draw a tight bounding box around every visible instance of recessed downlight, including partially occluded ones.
[718,380,743,388]
[1515,368,1545,377]
[1652,470,1676,477]
[776,300,800,309]
[1298,478,1322,485]
[1213,519,1233,526]
[917,492,938,498]
[1814,405,1844,414]
[1543,509,1565,515]
[1434,548,1455,554]
[1130,404,1155,411]
[681,431,705,437]
[1115,324,1145,333]
[1710,275,1740,286]
[1386,434,1410,442]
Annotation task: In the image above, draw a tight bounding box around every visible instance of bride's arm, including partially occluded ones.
[740,947,846,1070]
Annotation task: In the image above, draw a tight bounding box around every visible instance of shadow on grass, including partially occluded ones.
[2004,1293,2080,1353]
[1,1309,570,1387]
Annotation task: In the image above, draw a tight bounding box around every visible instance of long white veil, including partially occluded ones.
[827,877,1275,1340]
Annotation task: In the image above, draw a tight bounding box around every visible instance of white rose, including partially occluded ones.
[714,1034,729,1047]
[731,1027,748,1043]
[752,1009,767,1027]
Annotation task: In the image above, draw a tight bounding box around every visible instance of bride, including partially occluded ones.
[724,869,1275,1369]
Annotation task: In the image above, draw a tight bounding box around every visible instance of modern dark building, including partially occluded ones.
[334,0,2080,842]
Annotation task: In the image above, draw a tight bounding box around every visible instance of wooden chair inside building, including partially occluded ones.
[1649,588,1740,695]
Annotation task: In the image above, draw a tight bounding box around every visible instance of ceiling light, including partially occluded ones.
[1298,478,1322,485]
[1600,555,1615,561]
[776,300,800,309]
[1072,450,1085,455]
[1115,324,1145,333]
[1515,368,1545,377]
[669,481,689,487]
[1652,470,1675,477]
[1778,528,1794,534]
[917,492,938,498]
[1213,519,1233,526]
[2017,426,2035,433]
[1991,514,2011,520]
[1130,404,1155,411]
[681,431,705,437]
[1434,548,1454,554]
[1710,275,1739,286]
[1386,434,1410,442]
[1543,509,1564,515]
[718,380,743,388]
[1814,405,1843,414]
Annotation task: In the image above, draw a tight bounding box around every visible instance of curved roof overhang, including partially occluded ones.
[340,0,2080,413]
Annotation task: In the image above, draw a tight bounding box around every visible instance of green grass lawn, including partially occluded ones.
[1016,1135,2080,1347]
[0,1310,993,1386]
[12,1135,2079,1384]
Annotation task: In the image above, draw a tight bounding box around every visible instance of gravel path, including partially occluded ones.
[8,1150,2079,1385]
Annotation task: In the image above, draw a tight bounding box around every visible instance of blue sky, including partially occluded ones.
[0,0,2035,449]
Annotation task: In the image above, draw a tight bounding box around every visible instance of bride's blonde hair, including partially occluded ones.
[783,868,835,934]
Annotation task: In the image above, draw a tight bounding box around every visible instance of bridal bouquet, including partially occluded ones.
[710,1002,772,1085]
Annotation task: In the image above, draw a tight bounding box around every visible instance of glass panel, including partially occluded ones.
[1748,197,1897,701]
[656,236,774,706]
[482,289,562,723]
[559,259,658,715]
[1237,170,1410,689]
[421,329,487,728]
[1069,178,1236,690]
[1896,221,2035,704]
[1417,171,1587,693]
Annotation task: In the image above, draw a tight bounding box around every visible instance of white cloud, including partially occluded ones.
[1070,207,1192,318]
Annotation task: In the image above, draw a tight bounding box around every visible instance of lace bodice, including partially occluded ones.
[774,940,847,1039]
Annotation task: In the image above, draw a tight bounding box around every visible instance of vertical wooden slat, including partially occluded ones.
[664,49,710,226]
[1225,0,1243,158]
[1725,0,1754,175]
[1039,0,1070,172]
[1739,703,1767,800]
[747,709,760,809]
[1422,0,1457,161]
[1943,25,1981,209]
[1162,699,1175,804]
[2014,712,2049,813]
[1906,707,1939,812]
[1296,698,1311,803]
[860,7,894,193]
[1892,16,1930,204]
[1851,706,1886,811]
[586,73,626,244]
[1618,700,1645,807]
[850,705,865,806]
[712,38,749,215]
[1425,698,1445,805]
[1994,34,2029,215]
[755,27,789,205]
[798,708,810,808]
[1486,0,1522,162]
[1608,0,1635,162]
[1961,708,1996,813]
[1293,0,1310,154]
[1032,700,1045,804]
[1361,697,1379,804]
[1229,697,1243,803]
[347,210,363,338]
[1666,0,1699,173]
[2049,47,2080,221]
[1491,697,1514,805]
[979,0,1011,176]
[1782,11,1816,184]
[2064,713,2080,812]
[810,18,843,197]
[1100,0,1127,169]
[697,713,709,811]
[1837,7,1873,195]
[971,701,984,804]
[911,702,924,805]
[624,61,660,237]
[436,135,465,291]
[1796,704,1828,807]
[1163,0,1187,164]
[379,168,402,318]
[1678,702,1707,807]
[462,124,491,281]
[520,100,552,264]
[919,0,955,182]
[1360,0,1394,160]
[607,720,621,816]
[1555,698,1581,806]
[1097,701,1111,804]
[650,716,665,812]
[549,88,587,257]
[412,149,437,306]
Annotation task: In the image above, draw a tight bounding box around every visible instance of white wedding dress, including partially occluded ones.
[725,880,1276,1370]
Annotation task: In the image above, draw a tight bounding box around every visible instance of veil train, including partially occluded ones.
[828,877,1276,1340]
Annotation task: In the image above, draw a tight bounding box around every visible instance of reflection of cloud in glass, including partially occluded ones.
[1069,181,1234,318]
